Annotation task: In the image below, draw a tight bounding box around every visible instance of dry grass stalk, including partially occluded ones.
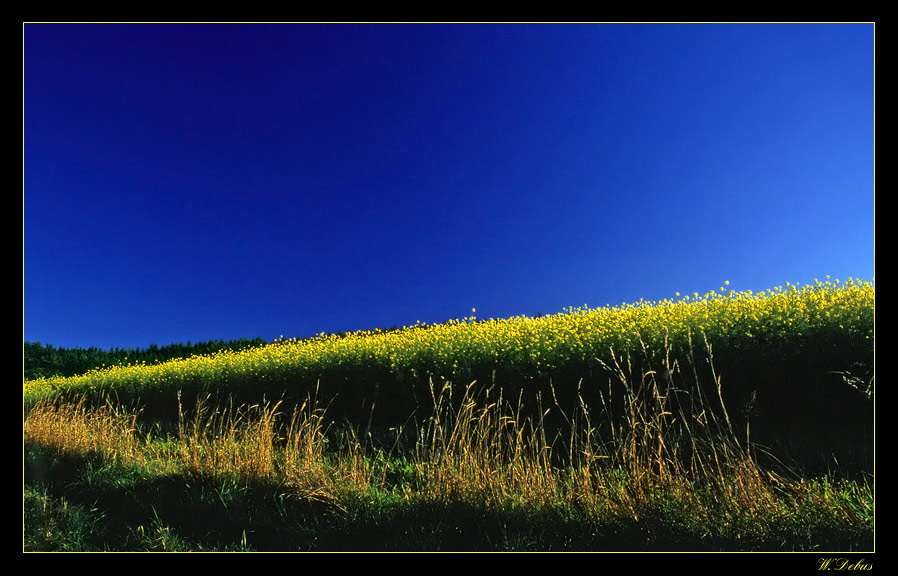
[176,394,281,481]
[24,397,144,467]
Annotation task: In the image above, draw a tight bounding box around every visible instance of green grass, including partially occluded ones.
[23,343,874,551]
[22,279,875,551]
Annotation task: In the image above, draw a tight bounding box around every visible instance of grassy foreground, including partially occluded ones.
[24,349,873,552]
[23,279,875,552]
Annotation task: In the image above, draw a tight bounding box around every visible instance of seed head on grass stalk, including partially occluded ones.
[412,378,560,506]
[176,393,282,482]
[24,396,145,468]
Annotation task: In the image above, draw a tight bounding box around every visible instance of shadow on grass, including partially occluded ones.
[23,444,873,552]
[24,445,333,551]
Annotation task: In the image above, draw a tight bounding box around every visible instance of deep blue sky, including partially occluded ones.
[23,23,875,351]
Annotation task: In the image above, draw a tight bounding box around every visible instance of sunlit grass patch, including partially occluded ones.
[22,278,874,550]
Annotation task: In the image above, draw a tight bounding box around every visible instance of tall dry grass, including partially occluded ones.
[555,329,797,528]
[23,320,875,551]
[411,379,559,505]
[176,394,280,481]
[24,390,375,503]
[24,397,150,469]
[24,331,860,534]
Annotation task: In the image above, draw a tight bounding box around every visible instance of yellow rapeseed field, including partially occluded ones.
[23,278,874,405]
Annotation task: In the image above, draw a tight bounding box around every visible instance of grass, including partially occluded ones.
[22,336,874,552]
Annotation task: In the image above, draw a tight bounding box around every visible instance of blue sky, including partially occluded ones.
[23,23,875,350]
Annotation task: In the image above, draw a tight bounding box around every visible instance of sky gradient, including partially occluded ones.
[23,23,875,351]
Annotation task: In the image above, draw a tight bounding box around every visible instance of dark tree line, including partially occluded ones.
[23,338,267,380]
[22,317,484,381]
